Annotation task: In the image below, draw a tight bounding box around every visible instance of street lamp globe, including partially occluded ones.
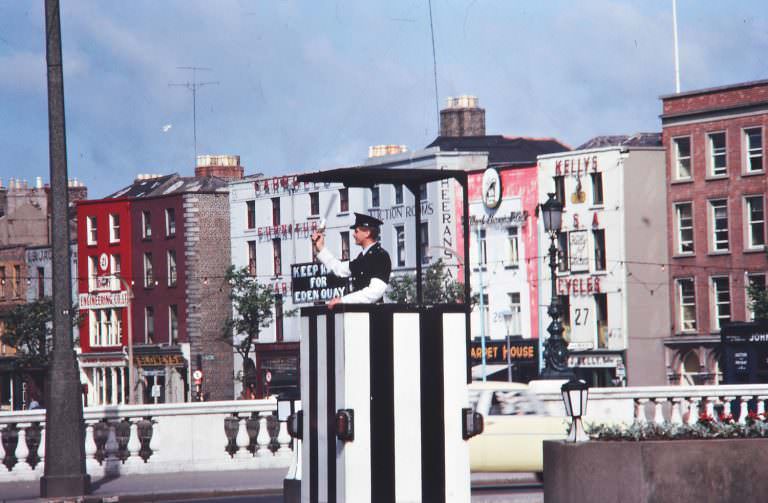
[540,193,563,234]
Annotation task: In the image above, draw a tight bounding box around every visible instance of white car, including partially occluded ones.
[468,381,567,475]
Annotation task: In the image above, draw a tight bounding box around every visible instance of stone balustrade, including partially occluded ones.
[535,383,768,426]
[0,399,291,482]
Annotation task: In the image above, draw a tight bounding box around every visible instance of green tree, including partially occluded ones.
[747,282,768,321]
[0,297,57,367]
[222,266,293,394]
[386,259,469,304]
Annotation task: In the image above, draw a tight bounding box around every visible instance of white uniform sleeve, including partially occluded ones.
[316,247,351,278]
[340,278,388,304]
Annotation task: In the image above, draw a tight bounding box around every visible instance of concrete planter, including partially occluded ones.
[544,438,768,503]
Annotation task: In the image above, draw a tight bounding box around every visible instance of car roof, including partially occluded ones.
[468,381,529,391]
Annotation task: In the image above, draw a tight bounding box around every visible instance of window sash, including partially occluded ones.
[746,273,766,321]
[371,187,380,208]
[88,216,98,244]
[711,277,731,330]
[247,241,257,276]
[591,172,604,205]
[339,189,349,213]
[675,137,692,179]
[507,227,519,267]
[310,193,320,215]
[394,184,404,205]
[396,226,406,267]
[709,133,727,176]
[746,196,765,248]
[675,203,694,253]
[169,305,179,344]
[507,293,522,336]
[109,214,120,242]
[247,200,256,229]
[271,199,280,226]
[145,306,155,342]
[341,231,350,260]
[678,278,697,332]
[746,128,763,172]
[710,200,729,251]
[593,229,606,271]
[478,229,487,265]
[142,211,152,239]
[144,253,154,287]
[166,209,176,236]
[167,250,177,286]
[273,239,282,276]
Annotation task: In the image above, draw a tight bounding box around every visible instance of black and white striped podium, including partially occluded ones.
[300,304,471,503]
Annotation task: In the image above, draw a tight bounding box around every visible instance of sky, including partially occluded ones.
[1,1,767,198]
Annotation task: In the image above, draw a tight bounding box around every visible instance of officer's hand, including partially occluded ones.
[311,230,324,252]
[328,297,341,310]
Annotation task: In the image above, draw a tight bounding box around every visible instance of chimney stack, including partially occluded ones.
[195,154,244,181]
[440,95,485,137]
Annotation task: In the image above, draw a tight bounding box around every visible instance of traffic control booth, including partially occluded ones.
[291,165,480,503]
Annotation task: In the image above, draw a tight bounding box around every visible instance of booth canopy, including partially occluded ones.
[296,166,467,187]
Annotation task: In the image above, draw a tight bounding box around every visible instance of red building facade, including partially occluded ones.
[662,80,768,384]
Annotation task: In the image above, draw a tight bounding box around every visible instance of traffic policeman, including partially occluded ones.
[311,212,392,308]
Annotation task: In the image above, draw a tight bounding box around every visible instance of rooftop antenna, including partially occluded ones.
[169,66,219,165]
[427,0,440,133]
[672,0,681,93]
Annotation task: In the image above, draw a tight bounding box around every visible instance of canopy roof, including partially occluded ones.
[296,166,467,187]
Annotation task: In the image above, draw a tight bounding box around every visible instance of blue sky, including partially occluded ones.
[0,1,767,197]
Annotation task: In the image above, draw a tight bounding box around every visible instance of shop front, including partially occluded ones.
[567,353,626,387]
[721,322,768,384]
[133,346,188,404]
[469,338,539,382]
[253,342,299,398]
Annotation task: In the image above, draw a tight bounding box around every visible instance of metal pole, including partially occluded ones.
[120,277,135,405]
[541,231,571,379]
[461,176,472,383]
[41,0,90,496]
[476,225,486,382]
[672,0,681,93]
[506,335,512,382]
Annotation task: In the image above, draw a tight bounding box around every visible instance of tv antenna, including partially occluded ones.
[169,66,219,164]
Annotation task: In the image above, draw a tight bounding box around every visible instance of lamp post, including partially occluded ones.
[113,275,135,404]
[561,378,589,442]
[539,193,573,379]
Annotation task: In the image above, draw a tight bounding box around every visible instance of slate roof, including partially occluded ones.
[426,135,570,166]
[577,133,662,150]
[106,173,229,200]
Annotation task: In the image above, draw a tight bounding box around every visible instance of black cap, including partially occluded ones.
[349,212,384,230]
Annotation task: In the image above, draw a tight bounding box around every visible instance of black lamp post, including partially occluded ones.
[539,193,573,379]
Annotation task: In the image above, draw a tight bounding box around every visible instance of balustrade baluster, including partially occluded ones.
[85,421,99,473]
[13,423,33,474]
[235,416,252,460]
[105,421,120,462]
[124,419,143,467]
[277,417,292,456]
[738,397,750,424]
[148,418,160,462]
[256,414,271,458]
[705,397,715,418]
[0,425,5,462]
[722,396,736,421]
[669,398,683,424]
[652,399,664,424]
[758,396,768,416]
[35,426,46,476]
[634,398,648,423]
[687,398,701,425]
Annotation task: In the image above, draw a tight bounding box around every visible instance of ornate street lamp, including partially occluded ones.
[539,193,572,379]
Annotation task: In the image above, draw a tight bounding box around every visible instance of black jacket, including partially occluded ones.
[349,242,392,292]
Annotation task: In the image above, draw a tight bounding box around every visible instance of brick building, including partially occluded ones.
[662,80,768,384]
[77,156,241,404]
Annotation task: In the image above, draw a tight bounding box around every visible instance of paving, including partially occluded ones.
[0,470,537,502]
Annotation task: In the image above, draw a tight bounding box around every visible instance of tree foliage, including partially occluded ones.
[386,259,470,304]
[222,266,294,390]
[747,282,768,321]
[0,297,55,367]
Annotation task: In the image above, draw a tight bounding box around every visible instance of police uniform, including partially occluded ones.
[316,213,392,304]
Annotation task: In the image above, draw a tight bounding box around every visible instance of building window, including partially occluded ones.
[746,273,766,321]
[506,292,522,336]
[247,200,256,229]
[167,250,177,287]
[87,216,98,245]
[677,278,697,332]
[339,189,349,213]
[37,267,44,299]
[675,202,694,254]
[711,276,731,331]
[109,214,120,243]
[90,309,121,347]
[709,199,729,252]
[595,293,608,348]
[247,240,257,276]
[745,195,765,249]
[109,254,121,290]
[557,232,569,273]
[88,256,98,291]
[593,229,606,271]
[144,252,154,287]
[145,306,155,343]
[394,184,404,205]
[674,137,692,180]
[591,172,604,206]
[165,208,176,237]
[708,132,727,176]
[506,227,519,268]
[169,305,179,344]
[341,231,350,260]
[477,228,488,267]
[419,184,427,201]
[370,186,380,208]
[745,127,763,173]
[309,192,320,216]
[275,295,284,342]
[395,225,406,267]
[272,238,282,276]
[12,265,19,298]
[0,267,5,298]
[554,176,566,207]
[142,211,152,239]
[271,198,280,226]
[420,222,429,265]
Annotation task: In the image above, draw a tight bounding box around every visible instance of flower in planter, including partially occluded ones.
[746,411,761,425]
[718,413,735,424]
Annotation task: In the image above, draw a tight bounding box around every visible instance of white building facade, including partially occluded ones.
[537,141,669,386]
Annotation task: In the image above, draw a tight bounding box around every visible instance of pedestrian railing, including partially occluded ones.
[535,383,768,425]
[0,399,291,482]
